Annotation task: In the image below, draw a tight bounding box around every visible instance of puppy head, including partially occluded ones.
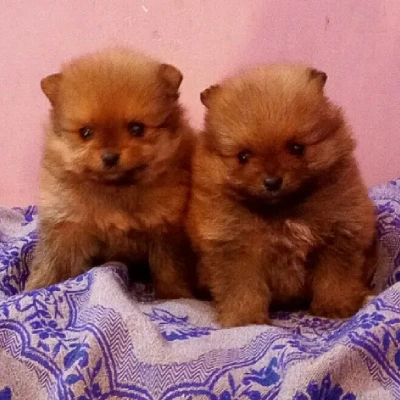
[42,48,184,184]
[200,64,355,204]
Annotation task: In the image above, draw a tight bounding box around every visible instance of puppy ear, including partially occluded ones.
[309,68,327,89]
[200,85,221,108]
[158,64,183,97]
[41,73,62,104]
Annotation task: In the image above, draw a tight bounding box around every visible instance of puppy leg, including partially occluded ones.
[149,234,194,299]
[25,222,100,291]
[201,249,271,328]
[310,249,372,319]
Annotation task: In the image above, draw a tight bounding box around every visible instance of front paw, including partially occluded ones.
[218,311,270,329]
[24,270,56,291]
[310,292,371,319]
[217,299,270,328]
[24,276,44,292]
[310,303,355,319]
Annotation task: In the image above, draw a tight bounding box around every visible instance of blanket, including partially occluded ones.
[0,179,399,400]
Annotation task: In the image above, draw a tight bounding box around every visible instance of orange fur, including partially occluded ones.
[187,64,377,327]
[26,49,195,298]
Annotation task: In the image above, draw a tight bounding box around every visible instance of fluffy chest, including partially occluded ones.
[259,218,317,261]
[42,177,189,234]
[255,217,318,305]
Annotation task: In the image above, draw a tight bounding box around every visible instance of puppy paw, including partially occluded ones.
[310,294,368,319]
[310,304,355,319]
[217,303,270,328]
[24,277,42,292]
[218,313,270,329]
[362,294,376,306]
[24,272,54,292]
[311,275,374,319]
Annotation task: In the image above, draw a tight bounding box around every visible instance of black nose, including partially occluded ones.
[102,152,120,168]
[264,177,283,192]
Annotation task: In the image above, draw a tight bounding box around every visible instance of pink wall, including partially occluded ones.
[1,0,399,206]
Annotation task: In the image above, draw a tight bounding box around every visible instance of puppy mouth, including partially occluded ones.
[232,181,316,211]
[235,190,297,215]
[231,185,284,201]
[253,191,287,205]
[261,193,283,204]
[86,165,147,185]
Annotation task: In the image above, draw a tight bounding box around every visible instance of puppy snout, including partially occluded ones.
[102,152,120,168]
[264,177,283,192]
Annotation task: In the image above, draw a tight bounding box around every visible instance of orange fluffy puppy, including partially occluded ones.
[187,64,377,327]
[26,49,194,299]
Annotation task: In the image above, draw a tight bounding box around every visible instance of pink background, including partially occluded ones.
[1,0,399,206]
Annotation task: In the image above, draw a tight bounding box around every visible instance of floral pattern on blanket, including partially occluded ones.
[0,179,399,399]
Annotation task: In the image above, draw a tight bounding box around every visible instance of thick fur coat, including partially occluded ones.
[187,64,377,327]
[26,49,195,299]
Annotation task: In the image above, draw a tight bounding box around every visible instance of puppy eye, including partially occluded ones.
[79,126,93,140]
[128,121,145,137]
[237,150,252,164]
[288,142,305,156]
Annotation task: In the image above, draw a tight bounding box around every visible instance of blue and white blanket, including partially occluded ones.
[0,179,400,399]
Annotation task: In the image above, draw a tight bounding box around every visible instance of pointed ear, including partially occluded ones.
[41,73,62,104]
[200,85,221,108]
[309,68,327,89]
[158,64,183,98]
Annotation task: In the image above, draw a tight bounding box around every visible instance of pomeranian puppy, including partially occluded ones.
[25,49,195,299]
[187,64,377,327]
